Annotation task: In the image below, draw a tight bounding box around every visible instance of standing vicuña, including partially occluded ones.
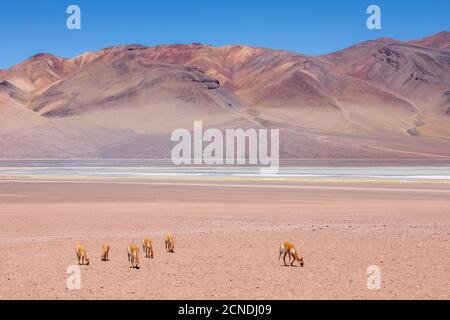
[165,234,175,253]
[278,241,304,267]
[142,238,154,258]
[75,244,90,265]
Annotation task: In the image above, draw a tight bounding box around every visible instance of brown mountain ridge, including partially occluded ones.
[0,32,449,160]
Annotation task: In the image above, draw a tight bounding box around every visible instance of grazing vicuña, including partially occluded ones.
[127,244,140,269]
[278,241,304,267]
[101,244,110,261]
[75,244,90,265]
[142,238,154,258]
[165,234,175,253]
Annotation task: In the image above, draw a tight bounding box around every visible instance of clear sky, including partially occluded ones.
[0,0,449,69]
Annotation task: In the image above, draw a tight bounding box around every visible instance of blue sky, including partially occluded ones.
[0,0,449,69]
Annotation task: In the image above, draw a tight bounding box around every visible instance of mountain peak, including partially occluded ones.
[29,52,59,61]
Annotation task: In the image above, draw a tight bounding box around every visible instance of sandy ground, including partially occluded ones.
[0,178,449,300]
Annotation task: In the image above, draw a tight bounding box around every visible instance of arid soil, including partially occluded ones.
[0,178,449,299]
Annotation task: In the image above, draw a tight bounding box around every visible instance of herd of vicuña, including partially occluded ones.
[76,236,304,268]
[75,234,176,269]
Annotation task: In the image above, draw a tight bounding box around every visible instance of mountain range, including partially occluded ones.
[0,31,449,160]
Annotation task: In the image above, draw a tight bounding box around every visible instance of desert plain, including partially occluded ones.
[0,172,449,300]
[0,5,449,301]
